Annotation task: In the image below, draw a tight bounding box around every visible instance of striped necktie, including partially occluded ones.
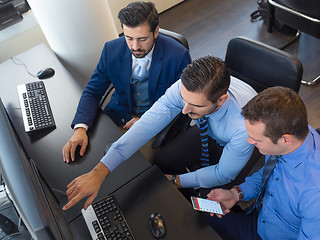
[199,117,210,166]
[246,155,279,214]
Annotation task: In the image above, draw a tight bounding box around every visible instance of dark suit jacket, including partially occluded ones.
[72,34,191,127]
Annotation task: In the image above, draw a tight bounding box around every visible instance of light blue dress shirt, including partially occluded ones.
[240,126,320,239]
[101,77,257,188]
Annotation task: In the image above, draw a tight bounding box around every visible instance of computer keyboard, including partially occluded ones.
[17,81,55,133]
[82,195,135,240]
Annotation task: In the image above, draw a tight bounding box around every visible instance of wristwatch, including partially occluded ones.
[171,175,178,187]
[233,185,243,201]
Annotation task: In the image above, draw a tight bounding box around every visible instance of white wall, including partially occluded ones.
[107,0,184,34]
[0,0,184,71]
[26,0,118,82]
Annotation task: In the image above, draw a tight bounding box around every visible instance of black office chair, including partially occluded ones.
[150,28,192,149]
[267,0,320,85]
[225,36,302,93]
[221,36,302,187]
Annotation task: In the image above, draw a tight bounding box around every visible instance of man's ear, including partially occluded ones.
[154,26,160,39]
[281,134,294,144]
[217,94,228,106]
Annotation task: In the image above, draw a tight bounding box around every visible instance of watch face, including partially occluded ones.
[171,175,177,186]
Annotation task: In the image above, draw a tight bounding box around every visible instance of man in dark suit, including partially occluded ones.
[62,2,191,162]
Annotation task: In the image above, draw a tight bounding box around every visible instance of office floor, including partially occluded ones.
[159,0,320,129]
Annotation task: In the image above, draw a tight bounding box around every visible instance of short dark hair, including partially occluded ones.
[241,86,309,143]
[118,1,159,33]
[181,56,230,103]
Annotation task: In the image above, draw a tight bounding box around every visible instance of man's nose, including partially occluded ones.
[182,103,191,114]
[247,137,255,145]
[132,40,140,50]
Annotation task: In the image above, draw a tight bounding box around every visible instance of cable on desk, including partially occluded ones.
[10,57,37,78]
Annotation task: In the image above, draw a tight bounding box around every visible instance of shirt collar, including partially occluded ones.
[281,128,314,168]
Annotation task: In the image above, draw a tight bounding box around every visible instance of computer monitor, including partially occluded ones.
[0,98,71,239]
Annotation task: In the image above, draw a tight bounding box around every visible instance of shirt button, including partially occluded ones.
[262,220,265,223]
[138,101,141,104]
[138,92,141,95]
[275,178,279,181]
[138,83,141,85]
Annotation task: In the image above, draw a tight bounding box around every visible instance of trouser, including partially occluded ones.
[204,209,261,240]
[154,125,223,174]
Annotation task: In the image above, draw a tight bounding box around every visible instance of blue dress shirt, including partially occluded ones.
[101,77,257,188]
[240,126,320,239]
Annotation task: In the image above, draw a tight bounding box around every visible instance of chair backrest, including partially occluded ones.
[268,0,320,38]
[159,28,189,50]
[225,36,302,93]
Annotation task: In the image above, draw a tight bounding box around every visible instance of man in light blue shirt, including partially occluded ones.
[62,56,257,211]
[206,87,320,240]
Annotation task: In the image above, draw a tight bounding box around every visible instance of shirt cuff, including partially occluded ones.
[100,146,124,172]
[74,123,88,131]
[239,182,252,201]
[179,172,197,188]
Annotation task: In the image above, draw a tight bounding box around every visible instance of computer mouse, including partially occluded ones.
[149,213,166,239]
[37,68,55,79]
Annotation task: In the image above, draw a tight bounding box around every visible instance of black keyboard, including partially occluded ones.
[82,195,135,240]
[17,81,55,133]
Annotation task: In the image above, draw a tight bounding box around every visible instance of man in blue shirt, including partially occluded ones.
[205,87,320,240]
[62,2,191,163]
[62,56,257,211]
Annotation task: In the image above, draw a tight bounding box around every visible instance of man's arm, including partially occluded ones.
[65,43,112,161]
[179,131,255,188]
[71,43,112,129]
[298,191,320,239]
[63,81,184,209]
[100,81,184,172]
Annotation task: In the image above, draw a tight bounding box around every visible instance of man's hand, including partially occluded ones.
[63,127,88,163]
[123,117,139,130]
[206,188,239,218]
[62,162,110,211]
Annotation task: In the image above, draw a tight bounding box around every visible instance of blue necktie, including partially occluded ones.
[131,58,149,84]
[199,117,210,166]
[246,155,279,214]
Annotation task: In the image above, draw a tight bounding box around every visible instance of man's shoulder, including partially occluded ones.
[228,76,257,108]
[102,37,128,58]
[105,36,126,47]
[157,34,189,52]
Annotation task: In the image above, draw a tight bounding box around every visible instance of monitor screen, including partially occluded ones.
[0,98,70,239]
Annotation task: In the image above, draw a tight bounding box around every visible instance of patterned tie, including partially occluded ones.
[199,117,210,166]
[131,58,149,83]
[246,155,279,214]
